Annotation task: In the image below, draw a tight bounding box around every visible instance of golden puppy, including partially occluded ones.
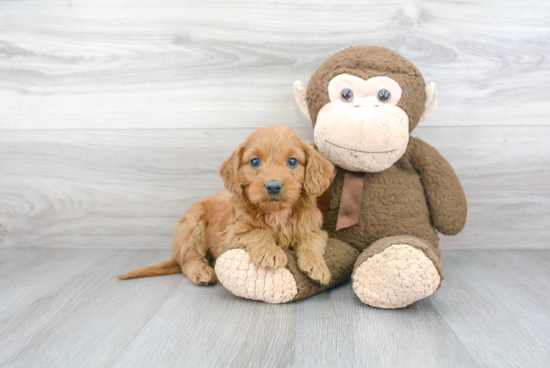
[118,126,335,285]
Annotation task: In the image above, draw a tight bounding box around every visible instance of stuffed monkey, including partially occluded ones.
[215,46,467,308]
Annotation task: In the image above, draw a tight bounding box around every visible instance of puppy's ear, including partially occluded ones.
[303,143,335,196]
[218,143,244,195]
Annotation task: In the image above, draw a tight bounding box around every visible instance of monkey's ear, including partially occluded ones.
[293,81,311,121]
[303,143,334,197]
[420,82,438,122]
[218,144,244,195]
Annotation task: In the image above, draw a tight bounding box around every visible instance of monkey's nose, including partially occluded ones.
[265,180,282,195]
[354,96,379,107]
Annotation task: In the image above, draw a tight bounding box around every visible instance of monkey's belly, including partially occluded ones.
[326,166,438,252]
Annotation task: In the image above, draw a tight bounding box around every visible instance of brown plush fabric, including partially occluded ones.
[306,46,426,131]
[316,182,333,223]
[352,235,444,285]
[316,165,338,223]
[408,137,468,235]
[304,47,466,307]
[285,238,359,301]
[303,46,464,305]
[322,135,467,251]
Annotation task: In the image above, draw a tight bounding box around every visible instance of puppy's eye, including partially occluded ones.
[341,88,353,102]
[377,89,391,103]
[287,157,298,168]
[250,158,261,168]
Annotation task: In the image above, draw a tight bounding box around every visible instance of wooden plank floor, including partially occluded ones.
[1,249,548,368]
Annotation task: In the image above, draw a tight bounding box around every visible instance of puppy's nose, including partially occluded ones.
[265,180,282,195]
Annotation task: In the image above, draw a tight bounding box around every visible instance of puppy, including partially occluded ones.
[118,126,335,285]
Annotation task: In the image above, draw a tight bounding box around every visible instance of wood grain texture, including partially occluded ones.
[1,0,549,251]
[0,248,549,367]
[1,126,549,250]
[433,250,550,367]
[0,0,549,130]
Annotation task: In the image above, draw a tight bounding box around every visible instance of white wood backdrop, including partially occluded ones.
[0,0,549,250]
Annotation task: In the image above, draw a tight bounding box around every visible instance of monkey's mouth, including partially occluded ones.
[324,140,397,154]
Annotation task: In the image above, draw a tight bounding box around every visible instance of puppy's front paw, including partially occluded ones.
[250,245,288,269]
[297,253,331,285]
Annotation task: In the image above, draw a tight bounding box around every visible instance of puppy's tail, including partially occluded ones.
[117,260,181,280]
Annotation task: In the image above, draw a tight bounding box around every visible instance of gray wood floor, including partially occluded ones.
[0,248,548,368]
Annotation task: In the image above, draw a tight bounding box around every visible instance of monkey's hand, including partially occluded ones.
[409,137,467,235]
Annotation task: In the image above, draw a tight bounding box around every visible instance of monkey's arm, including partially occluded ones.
[409,137,467,235]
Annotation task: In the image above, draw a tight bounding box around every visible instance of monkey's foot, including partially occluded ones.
[215,249,298,304]
[352,236,443,309]
[215,239,359,304]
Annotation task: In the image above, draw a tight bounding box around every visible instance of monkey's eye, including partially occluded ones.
[250,158,261,168]
[341,88,354,102]
[287,157,298,168]
[377,89,391,103]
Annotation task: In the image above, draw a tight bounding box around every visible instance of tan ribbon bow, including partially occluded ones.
[336,170,366,230]
[317,168,366,231]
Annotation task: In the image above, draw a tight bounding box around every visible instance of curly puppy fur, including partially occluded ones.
[117,126,335,286]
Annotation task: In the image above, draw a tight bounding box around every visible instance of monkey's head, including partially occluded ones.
[294,46,438,173]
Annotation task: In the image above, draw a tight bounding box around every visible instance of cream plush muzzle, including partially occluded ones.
[314,103,409,173]
[302,73,410,173]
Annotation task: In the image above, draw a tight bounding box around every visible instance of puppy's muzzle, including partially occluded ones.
[265,180,282,195]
